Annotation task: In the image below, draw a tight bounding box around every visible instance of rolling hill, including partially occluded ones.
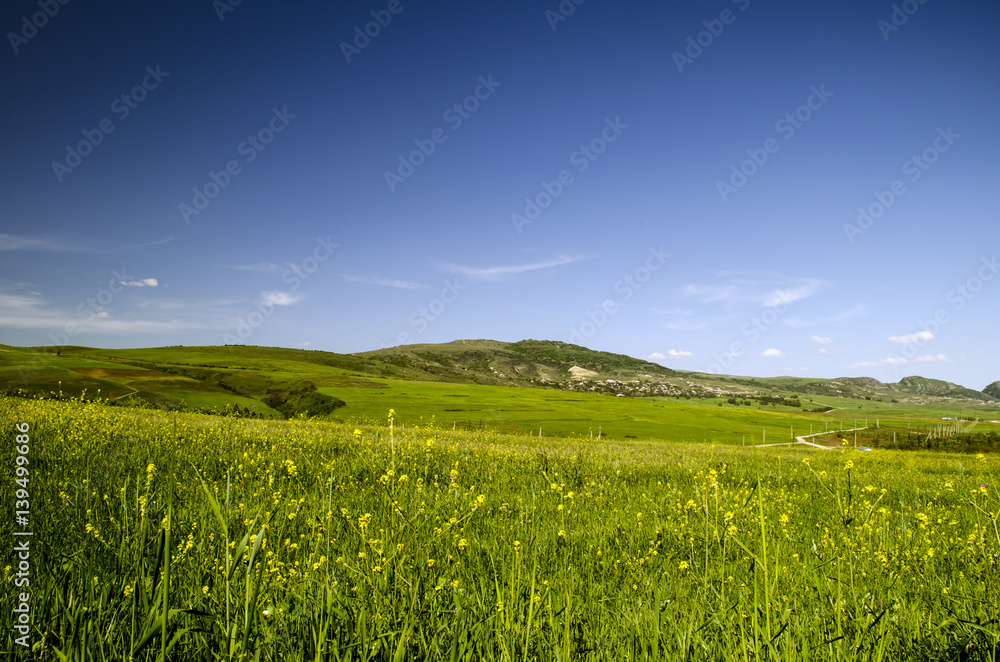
[1,340,996,426]
[355,339,677,385]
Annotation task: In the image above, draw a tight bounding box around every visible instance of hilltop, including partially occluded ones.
[754,375,996,404]
[356,339,677,385]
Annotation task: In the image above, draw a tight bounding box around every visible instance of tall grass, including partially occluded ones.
[1,394,998,660]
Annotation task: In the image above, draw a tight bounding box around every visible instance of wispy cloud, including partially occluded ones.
[341,275,427,290]
[261,290,302,306]
[446,255,584,281]
[784,304,866,328]
[762,283,822,308]
[225,262,279,272]
[0,234,80,252]
[0,233,172,254]
[650,307,693,316]
[761,348,790,358]
[681,272,824,309]
[651,307,716,331]
[664,320,713,332]
[129,236,175,249]
[121,278,159,287]
[811,335,834,344]
[888,331,933,344]
[816,347,842,355]
[0,292,211,334]
[680,284,738,304]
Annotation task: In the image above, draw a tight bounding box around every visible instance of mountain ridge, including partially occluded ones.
[1,340,995,408]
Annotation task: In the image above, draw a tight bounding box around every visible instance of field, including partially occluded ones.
[5,343,999,448]
[2,394,998,660]
[319,377,1000,445]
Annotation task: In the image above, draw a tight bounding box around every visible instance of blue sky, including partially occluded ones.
[1,0,998,390]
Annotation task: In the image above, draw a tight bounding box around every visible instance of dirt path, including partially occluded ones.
[755,427,867,450]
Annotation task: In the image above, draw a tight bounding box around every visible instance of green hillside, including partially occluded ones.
[356,338,677,385]
[3,341,998,441]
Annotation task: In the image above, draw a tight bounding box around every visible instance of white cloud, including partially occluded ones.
[849,357,909,367]
[341,275,427,289]
[121,278,159,287]
[761,348,789,358]
[811,335,834,345]
[888,331,934,344]
[648,350,694,362]
[261,290,302,306]
[815,347,842,355]
[446,255,584,280]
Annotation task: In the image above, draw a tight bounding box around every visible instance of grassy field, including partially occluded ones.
[4,343,998,444]
[2,394,998,660]
[318,378,1000,444]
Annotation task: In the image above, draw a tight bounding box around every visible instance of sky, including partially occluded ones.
[1,0,998,390]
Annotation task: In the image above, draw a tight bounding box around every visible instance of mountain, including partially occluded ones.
[355,339,677,385]
[732,374,992,403]
[982,381,1000,400]
[890,376,993,402]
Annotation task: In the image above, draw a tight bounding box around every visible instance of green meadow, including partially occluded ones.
[319,379,1000,444]
[2,394,998,660]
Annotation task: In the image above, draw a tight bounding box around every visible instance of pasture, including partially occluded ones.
[2,394,997,660]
